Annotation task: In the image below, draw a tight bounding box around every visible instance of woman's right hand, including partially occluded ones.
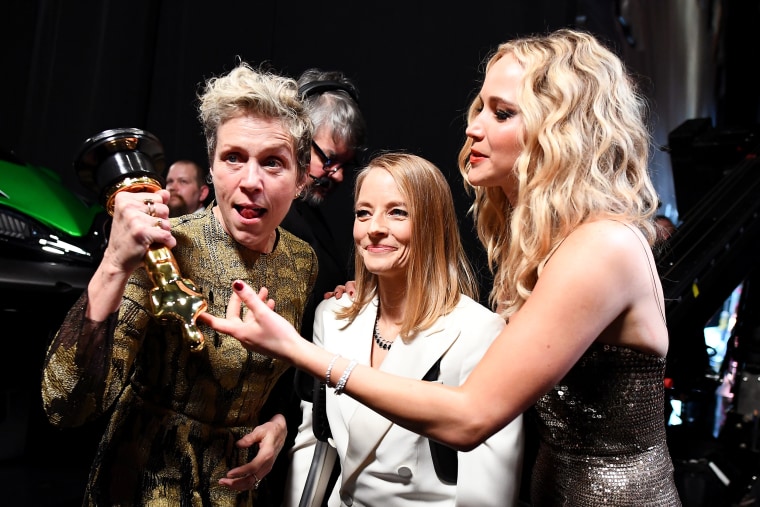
[86,189,175,321]
[102,189,174,274]
[325,280,356,300]
[198,281,300,362]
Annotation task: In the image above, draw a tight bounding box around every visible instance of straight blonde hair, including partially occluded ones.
[338,152,478,340]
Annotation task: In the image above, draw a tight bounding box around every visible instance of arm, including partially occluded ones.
[41,190,174,426]
[199,222,653,450]
[86,189,174,320]
[449,307,524,506]
[200,282,525,450]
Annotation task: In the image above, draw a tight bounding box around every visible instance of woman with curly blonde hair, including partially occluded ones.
[202,29,682,506]
[459,29,657,319]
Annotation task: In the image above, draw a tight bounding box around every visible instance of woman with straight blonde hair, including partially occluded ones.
[281,152,523,506]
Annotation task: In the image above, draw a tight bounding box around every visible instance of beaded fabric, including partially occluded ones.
[530,342,682,506]
[373,310,394,350]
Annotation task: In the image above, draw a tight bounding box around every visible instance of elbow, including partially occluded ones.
[441,396,524,451]
[452,440,479,453]
[446,434,487,453]
[445,415,497,452]
[429,389,516,451]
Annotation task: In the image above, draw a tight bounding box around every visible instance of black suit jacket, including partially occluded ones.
[261,192,354,506]
[280,198,354,341]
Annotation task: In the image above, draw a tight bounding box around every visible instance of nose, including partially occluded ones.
[465,111,485,140]
[465,120,483,140]
[239,162,264,190]
[368,213,388,235]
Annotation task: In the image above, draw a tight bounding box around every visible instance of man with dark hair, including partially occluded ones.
[655,214,677,244]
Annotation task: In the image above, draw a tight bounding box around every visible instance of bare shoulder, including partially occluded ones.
[562,220,646,262]
[544,219,653,292]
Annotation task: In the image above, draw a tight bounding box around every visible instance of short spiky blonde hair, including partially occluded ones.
[338,152,478,340]
[457,29,658,319]
[198,61,313,182]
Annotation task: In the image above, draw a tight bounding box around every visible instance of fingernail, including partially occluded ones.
[233,280,244,291]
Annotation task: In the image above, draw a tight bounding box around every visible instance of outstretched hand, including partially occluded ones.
[197,280,299,363]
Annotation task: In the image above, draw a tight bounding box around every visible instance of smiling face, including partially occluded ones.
[465,53,525,204]
[353,167,411,283]
[210,114,304,252]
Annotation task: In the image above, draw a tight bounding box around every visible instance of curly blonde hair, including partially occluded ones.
[457,29,658,319]
[198,61,313,182]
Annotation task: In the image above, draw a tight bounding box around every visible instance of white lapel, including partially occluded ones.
[338,304,462,489]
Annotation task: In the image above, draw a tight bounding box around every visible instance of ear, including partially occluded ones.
[200,185,210,202]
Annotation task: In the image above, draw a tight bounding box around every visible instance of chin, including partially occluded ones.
[466,173,486,187]
[231,228,272,253]
[467,169,501,189]
[304,191,326,206]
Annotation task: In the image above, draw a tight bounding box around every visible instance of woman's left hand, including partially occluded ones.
[219,414,288,491]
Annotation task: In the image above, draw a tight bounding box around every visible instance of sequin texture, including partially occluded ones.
[530,342,682,506]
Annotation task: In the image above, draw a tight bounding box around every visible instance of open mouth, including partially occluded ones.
[235,205,266,219]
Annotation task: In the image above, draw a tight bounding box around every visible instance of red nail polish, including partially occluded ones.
[233,281,244,291]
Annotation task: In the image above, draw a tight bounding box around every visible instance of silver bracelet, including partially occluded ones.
[326,354,340,386]
[334,359,358,395]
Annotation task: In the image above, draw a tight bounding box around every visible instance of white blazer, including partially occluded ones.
[284,295,524,507]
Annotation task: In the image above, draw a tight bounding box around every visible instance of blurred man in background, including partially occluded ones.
[165,159,211,217]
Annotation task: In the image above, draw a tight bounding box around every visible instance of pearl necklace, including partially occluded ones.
[373,310,394,350]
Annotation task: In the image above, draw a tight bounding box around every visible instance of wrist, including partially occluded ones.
[269,413,287,432]
[334,359,358,395]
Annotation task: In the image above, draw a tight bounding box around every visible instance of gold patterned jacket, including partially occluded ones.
[41,206,317,506]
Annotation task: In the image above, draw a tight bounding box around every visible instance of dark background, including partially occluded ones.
[2,0,759,505]
[2,1,759,258]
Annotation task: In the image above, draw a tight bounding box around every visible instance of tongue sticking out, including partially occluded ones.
[240,207,263,219]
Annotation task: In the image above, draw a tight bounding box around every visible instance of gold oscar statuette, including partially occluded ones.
[75,128,207,351]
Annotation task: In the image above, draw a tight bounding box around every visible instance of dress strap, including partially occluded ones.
[617,221,667,326]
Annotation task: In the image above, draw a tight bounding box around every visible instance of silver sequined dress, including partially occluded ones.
[530,342,682,506]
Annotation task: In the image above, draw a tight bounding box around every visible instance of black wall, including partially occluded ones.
[3,0,759,336]
[4,1,758,249]
[2,2,760,503]
[2,1,580,178]
[4,1,758,191]
[2,0,595,302]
